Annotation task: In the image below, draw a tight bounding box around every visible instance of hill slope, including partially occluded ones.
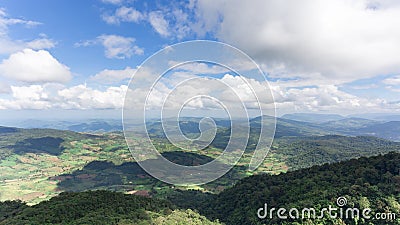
[4,153,397,224]
[281,113,345,123]
[175,152,400,225]
[0,190,221,225]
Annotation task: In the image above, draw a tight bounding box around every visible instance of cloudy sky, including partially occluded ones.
[0,0,399,121]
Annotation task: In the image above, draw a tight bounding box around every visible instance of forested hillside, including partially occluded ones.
[1,153,399,224]
[176,152,400,225]
[0,190,221,225]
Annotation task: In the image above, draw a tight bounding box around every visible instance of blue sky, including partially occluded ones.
[0,0,399,121]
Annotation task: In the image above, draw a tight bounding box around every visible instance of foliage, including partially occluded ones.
[272,135,400,170]
[0,191,222,225]
[154,209,222,225]
[0,190,171,225]
[192,152,400,225]
[0,200,27,222]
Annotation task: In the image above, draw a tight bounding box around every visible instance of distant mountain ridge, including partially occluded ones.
[281,113,345,123]
[2,113,400,141]
[0,119,123,133]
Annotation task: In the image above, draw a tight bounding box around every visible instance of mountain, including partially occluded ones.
[1,119,123,133]
[281,113,345,123]
[272,135,400,170]
[2,153,399,224]
[356,121,400,141]
[173,152,400,225]
[4,115,400,141]
[148,116,331,143]
[373,114,400,121]
[274,117,329,137]
[321,117,380,129]
[0,126,93,159]
[0,126,19,133]
[0,127,107,203]
[348,113,400,121]
[67,120,122,132]
[320,118,400,141]
[0,190,221,225]
[1,120,400,207]
[1,119,77,130]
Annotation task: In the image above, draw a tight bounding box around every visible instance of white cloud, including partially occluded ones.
[0,9,55,55]
[149,11,170,37]
[385,86,400,93]
[101,0,125,4]
[0,37,56,55]
[348,84,379,90]
[0,83,128,110]
[90,67,136,84]
[99,35,143,59]
[0,81,10,94]
[171,9,192,39]
[0,49,72,83]
[0,74,397,113]
[76,34,144,59]
[269,83,395,114]
[12,85,46,100]
[146,8,193,39]
[0,84,59,110]
[0,8,41,32]
[382,75,400,85]
[102,6,144,24]
[131,73,274,112]
[184,0,400,84]
[101,5,192,40]
[168,61,230,74]
[26,37,56,49]
[134,72,399,115]
[58,84,127,109]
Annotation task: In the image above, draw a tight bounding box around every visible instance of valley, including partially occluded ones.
[0,114,399,224]
[1,114,400,205]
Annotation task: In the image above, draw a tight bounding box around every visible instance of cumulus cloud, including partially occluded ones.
[58,84,127,109]
[129,71,400,115]
[0,36,56,55]
[269,83,396,114]
[76,34,143,59]
[0,73,397,113]
[0,83,128,110]
[0,49,72,83]
[26,37,56,49]
[99,1,400,84]
[0,84,61,110]
[99,35,143,58]
[90,67,136,84]
[190,0,400,83]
